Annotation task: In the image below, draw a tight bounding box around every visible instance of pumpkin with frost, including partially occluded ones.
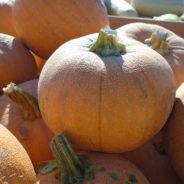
[0,124,36,184]
[12,0,109,59]
[0,79,54,170]
[37,133,150,184]
[38,27,175,153]
[118,22,184,88]
[164,82,184,182]
[0,33,37,94]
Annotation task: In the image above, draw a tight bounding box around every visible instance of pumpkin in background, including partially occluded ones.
[37,133,150,184]
[118,22,184,88]
[32,53,46,73]
[38,27,175,153]
[0,124,36,184]
[12,0,109,59]
[121,130,182,184]
[0,0,17,37]
[0,33,37,94]
[164,82,184,182]
[0,79,54,170]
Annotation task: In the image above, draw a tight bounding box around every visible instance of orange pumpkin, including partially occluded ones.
[38,27,175,152]
[12,0,109,59]
[164,82,184,182]
[0,33,37,94]
[0,79,54,170]
[0,0,17,37]
[32,53,46,73]
[121,130,182,184]
[118,22,184,88]
[0,124,36,184]
[37,133,150,184]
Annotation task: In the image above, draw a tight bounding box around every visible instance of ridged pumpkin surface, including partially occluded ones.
[0,33,37,94]
[38,32,175,153]
[118,22,184,88]
[0,79,54,169]
[164,83,184,182]
[0,0,17,37]
[12,0,109,59]
[0,124,36,184]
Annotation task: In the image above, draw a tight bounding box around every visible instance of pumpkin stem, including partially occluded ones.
[2,82,40,120]
[144,31,169,55]
[50,133,94,184]
[89,26,126,56]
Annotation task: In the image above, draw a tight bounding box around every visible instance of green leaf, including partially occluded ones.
[38,160,57,174]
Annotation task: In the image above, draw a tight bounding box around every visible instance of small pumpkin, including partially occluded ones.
[38,27,175,153]
[118,22,184,88]
[121,130,182,184]
[0,124,36,184]
[12,0,109,59]
[37,133,150,184]
[164,82,184,182]
[0,0,17,37]
[0,79,54,170]
[0,33,37,94]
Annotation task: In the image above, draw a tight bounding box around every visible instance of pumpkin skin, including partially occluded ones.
[164,83,184,182]
[12,0,109,59]
[0,0,17,37]
[32,53,46,73]
[37,153,150,184]
[121,130,182,184]
[38,31,175,153]
[0,79,54,170]
[118,22,184,88]
[0,124,36,184]
[0,33,37,94]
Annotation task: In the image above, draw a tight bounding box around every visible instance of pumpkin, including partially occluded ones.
[118,22,184,88]
[12,0,109,59]
[0,124,36,184]
[164,82,184,182]
[37,133,150,184]
[38,27,175,153]
[32,53,46,73]
[0,79,54,170]
[103,0,138,17]
[131,0,184,17]
[0,33,37,94]
[0,0,17,37]
[121,130,182,184]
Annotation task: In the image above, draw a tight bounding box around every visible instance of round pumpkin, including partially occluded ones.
[38,27,175,153]
[164,82,184,182]
[118,22,184,88]
[0,79,54,170]
[32,53,46,73]
[0,124,36,184]
[0,33,37,94]
[12,0,109,59]
[0,0,17,37]
[121,130,182,184]
[37,133,150,184]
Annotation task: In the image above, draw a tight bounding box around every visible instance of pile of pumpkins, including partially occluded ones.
[0,0,184,183]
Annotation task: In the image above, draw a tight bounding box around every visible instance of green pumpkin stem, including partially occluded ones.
[144,31,169,55]
[89,26,126,56]
[3,82,40,120]
[50,133,94,184]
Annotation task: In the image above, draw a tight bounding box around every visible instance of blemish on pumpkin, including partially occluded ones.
[1,150,8,160]
[19,127,28,137]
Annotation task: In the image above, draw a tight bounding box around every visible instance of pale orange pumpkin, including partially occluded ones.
[118,22,184,88]
[37,133,150,184]
[12,0,109,59]
[0,79,54,170]
[0,33,37,94]
[38,27,175,153]
[0,124,36,184]
[121,130,182,184]
[0,0,17,37]
[164,82,184,182]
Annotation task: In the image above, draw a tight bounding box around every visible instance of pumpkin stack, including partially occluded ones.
[0,0,184,183]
